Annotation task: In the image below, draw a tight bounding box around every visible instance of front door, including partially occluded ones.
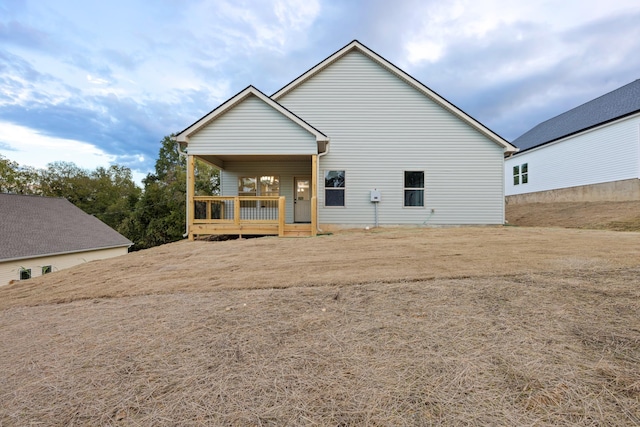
[294,177,311,223]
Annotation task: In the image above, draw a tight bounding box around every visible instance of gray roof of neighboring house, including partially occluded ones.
[512,79,640,152]
[0,194,132,262]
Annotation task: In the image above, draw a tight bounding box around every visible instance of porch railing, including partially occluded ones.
[192,196,285,235]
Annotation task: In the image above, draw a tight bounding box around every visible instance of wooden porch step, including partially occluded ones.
[283,224,313,237]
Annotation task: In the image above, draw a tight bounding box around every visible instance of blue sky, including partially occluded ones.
[1,0,639,182]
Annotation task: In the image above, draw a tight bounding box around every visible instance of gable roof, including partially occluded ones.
[0,194,132,262]
[175,85,329,143]
[272,40,517,154]
[513,79,640,152]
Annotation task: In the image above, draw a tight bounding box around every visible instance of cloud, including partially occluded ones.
[1,0,640,170]
[0,121,116,169]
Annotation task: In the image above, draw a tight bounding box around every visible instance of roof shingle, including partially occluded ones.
[0,194,132,261]
[513,79,640,152]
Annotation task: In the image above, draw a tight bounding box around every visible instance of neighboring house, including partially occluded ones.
[506,79,640,203]
[174,40,517,238]
[0,194,132,286]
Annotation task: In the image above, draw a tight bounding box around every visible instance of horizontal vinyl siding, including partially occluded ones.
[221,160,312,223]
[188,95,317,155]
[278,50,505,225]
[505,115,640,196]
[0,247,128,287]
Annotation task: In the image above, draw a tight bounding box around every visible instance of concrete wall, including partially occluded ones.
[506,178,640,204]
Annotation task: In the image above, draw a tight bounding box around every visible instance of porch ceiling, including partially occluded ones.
[197,154,312,169]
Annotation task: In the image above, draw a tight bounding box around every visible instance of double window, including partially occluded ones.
[238,176,280,207]
[513,163,528,185]
[404,171,424,207]
[238,176,280,197]
[324,170,345,207]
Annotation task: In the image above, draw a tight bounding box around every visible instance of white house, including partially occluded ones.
[506,79,640,203]
[174,40,517,238]
[0,194,132,286]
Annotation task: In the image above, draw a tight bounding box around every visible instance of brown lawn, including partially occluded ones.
[1,225,639,425]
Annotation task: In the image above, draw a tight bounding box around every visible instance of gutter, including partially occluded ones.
[316,141,330,234]
[0,243,132,264]
[173,137,190,238]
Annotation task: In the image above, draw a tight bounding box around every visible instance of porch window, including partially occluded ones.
[404,171,424,207]
[324,170,345,207]
[238,176,280,207]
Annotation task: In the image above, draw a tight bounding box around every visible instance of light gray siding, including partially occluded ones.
[505,113,640,196]
[187,95,317,156]
[277,50,506,225]
[220,160,312,223]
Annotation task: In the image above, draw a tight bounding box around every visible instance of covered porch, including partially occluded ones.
[174,86,329,239]
[186,154,319,239]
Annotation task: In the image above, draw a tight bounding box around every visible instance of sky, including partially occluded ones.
[1,0,639,183]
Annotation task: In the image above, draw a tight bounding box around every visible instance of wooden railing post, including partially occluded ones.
[278,196,285,237]
[234,197,240,226]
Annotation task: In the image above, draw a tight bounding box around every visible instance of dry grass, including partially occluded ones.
[1,226,640,425]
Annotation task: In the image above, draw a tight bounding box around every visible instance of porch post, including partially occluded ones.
[278,196,285,237]
[311,154,318,237]
[187,155,195,241]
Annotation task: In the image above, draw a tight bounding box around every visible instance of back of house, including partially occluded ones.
[175,41,516,238]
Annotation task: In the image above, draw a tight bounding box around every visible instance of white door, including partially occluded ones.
[294,177,311,223]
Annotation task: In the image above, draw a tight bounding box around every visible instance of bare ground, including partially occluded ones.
[507,200,640,231]
[1,226,640,425]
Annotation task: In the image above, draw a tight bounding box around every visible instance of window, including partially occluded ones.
[238,177,257,197]
[513,163,528,185]
[19,268,31,280]
[238,176,280,196]
[238,176,280,207]
[404,171,424,207]
[42,265,52,275]
[324,170,345,207]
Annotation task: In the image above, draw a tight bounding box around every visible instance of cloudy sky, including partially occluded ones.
[1,0,639,181]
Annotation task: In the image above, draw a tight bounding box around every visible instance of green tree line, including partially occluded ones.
[0,135,219,250]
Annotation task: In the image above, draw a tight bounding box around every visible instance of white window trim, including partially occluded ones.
[403,170,425,208]
[323,169,346,208]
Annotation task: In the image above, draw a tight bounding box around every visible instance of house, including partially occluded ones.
[506,79,640,203]
[0,194,132,286]
[174,40,517,238]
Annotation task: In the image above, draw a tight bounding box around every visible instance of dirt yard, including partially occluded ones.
[1,226,639,425]
[507,200,640,231]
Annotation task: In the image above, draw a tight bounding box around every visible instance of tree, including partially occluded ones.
[0,155,38,194]
[122,135,219,250]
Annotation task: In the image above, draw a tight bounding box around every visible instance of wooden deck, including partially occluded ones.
[189,196,315,238]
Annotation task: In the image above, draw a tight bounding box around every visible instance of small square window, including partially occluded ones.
[20,268,31,280]
[513,163,528,185]
[42,265,52,275]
